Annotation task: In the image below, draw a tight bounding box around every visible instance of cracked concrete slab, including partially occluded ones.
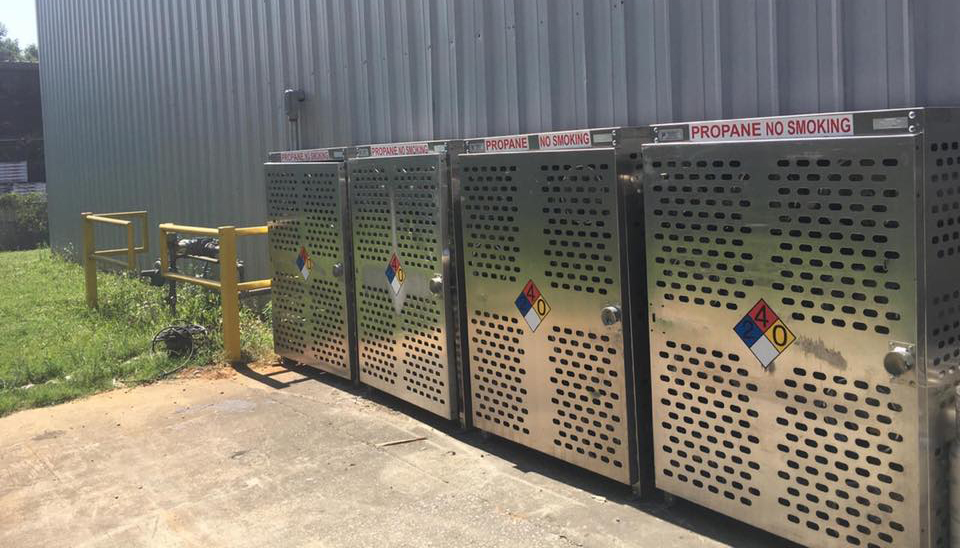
[0,363,795,547]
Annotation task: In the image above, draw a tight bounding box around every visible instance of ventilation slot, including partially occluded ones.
[470,310,529,434]
[272,272,307,355]
[402,293,446,405]
[929,141,960,260]
[549,325,625,469]
[351,167,392,264]
[541,162,616,295]
[462,163,521,282]
[647,158,754,310]
[357,284,398,385]
[395,164,440,271]
[774,369,910,546]
[307,278,347,372]
[656,340,762,507]
[767,156,907,336]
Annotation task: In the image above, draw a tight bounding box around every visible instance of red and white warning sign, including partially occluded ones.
[369,142,431,157]
[279,148,332,162]
[537,130,593,150]
[687,113,854,142]
[482,135,530,152]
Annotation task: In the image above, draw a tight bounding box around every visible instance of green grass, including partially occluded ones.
[0,249,273,416]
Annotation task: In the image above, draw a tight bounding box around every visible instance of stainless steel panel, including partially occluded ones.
[348,153,457,419]
[643,134,938,547]
[918,109,960,548]
[266,162,354,380]
[458,148,637,484]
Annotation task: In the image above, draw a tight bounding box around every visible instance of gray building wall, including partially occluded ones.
[38,0,960,276]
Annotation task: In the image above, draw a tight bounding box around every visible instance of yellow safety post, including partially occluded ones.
[82,213,97,308]
[81,210,149,308]
[157,222,270,364]
[218,226,241,363]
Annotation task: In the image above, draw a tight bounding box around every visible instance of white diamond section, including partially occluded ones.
[523,307,542,331]
[750,335,779,368]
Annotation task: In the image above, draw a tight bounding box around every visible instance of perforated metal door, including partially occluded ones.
[459,148,636,484]
[266,162,354,379]
[644,136,926,547]
[348,154,457,419]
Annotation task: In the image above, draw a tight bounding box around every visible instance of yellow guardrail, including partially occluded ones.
[158,223,270,363]
[82,211,149,308]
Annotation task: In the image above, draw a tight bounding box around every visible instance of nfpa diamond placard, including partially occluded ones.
[515,280,550,331]
[295,246,312,280]
[384,254,405,294]
[734,299,796,369]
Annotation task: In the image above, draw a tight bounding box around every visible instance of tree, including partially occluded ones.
[22,44,37,63]
[0,22,38,63]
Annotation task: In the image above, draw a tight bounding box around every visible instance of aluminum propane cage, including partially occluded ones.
[455,128,653,486]
[264,146,358,381]
[346,139,467,421]
[643,108,960,547]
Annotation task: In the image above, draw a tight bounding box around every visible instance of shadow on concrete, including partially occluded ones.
[232,359,326,390]
[239,359,802,548]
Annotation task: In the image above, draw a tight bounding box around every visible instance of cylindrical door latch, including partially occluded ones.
[883,344,915,376]
[332,263,344,278]
[429,275,443,294]
[600,305,622,326]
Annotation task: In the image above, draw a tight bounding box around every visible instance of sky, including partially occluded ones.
[1,0,38,47]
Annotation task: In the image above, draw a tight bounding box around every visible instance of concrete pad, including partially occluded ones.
[0,363,796,547]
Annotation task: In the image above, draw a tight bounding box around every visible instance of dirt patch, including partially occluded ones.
[176,357,281,381]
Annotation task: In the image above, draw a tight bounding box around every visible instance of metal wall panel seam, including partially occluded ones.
[608,0,629,126]
[502,0,520,135]
[535,0,552,130]
[571,0,588,127]
[701,0,723,120]
[653,0,674,121]
[757,0,780,116]
[822,0,844,111]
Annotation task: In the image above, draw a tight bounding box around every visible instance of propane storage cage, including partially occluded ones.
[643,108,960,547]
[347,140,467,421]
[265,146,358,381]
[455,128,653,486]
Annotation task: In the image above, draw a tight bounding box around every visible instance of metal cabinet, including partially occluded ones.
[643,108,960,547]
[347,142,462,420]
[266,150,357,380]
[457,128,652,486]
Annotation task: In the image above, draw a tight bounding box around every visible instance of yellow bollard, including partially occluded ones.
[126,222,136,270]
[218,226,241,363]
[82,213,97,308]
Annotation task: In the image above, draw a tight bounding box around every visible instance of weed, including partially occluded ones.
[0,249,273,416]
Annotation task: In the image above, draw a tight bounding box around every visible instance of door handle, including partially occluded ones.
[600,305,622,326]
[429,274,443,294]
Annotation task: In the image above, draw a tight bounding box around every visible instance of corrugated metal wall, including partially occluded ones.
[37,0,960,276]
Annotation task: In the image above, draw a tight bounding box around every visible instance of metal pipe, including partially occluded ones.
[93,246,147,256]
[92,254,133,268]
[239,287,271,299]
[82,213,97,308]
[96,210,147,218]
[162,271,222,290]
[158,223,220,237]
[218,226,241,362]
[126,223,136,270]
[951,386,960,548]
[235,225,268,236]
[181,254,219,264]
[237,279,271,291]
[85,214,132,226]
